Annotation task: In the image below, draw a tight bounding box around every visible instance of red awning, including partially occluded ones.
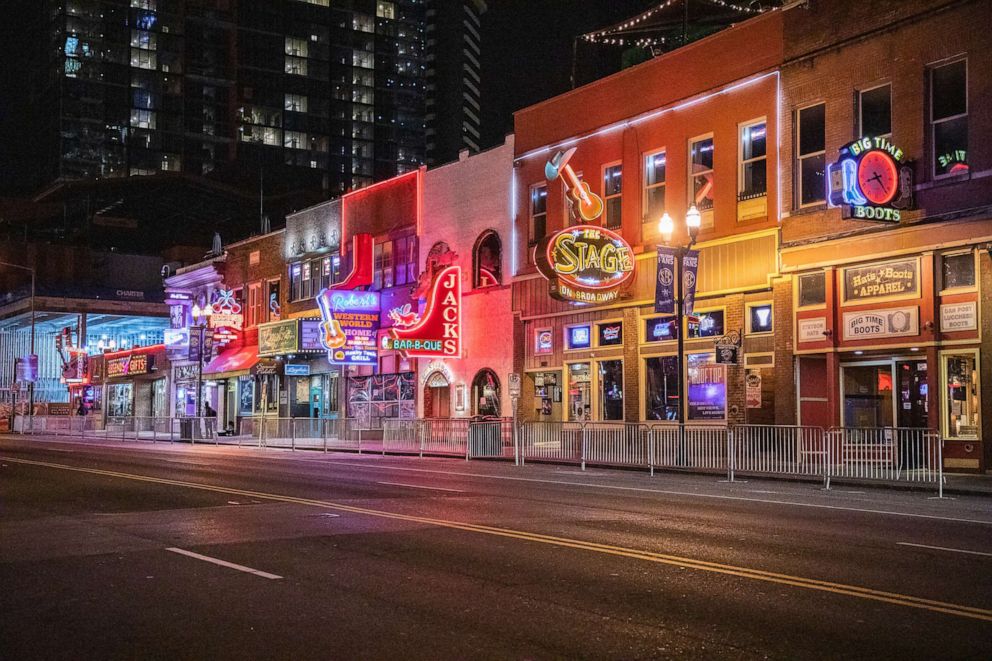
[203,344,259,379]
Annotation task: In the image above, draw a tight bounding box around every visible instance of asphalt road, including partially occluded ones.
[1,436,990,660]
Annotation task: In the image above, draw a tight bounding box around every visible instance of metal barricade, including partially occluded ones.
[467,418,514,459]
[826,427,943,494]
[519,422,584,465]
[730,424,827,484]
[583,422,649,469]
[648,424,729,473]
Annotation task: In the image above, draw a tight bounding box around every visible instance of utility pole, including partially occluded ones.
[1,260,36,416]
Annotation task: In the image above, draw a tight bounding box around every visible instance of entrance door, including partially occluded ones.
[568,363,592,421]
[842,363,894,428]
[426,386,450,418]
[896,360,928,428]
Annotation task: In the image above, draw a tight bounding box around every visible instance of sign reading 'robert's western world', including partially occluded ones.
[536,226,635,305]
[843,258,918,303]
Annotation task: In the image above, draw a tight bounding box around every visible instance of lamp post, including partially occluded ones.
[658,206,701,454]
[1,260,36,416]
[191,302,212,418]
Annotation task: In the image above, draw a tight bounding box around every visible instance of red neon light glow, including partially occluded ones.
[384,265,461,359]
[337,233,375,289]
[100,344,165,359]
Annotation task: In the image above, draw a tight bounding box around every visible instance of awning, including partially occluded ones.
[203,344,259,380]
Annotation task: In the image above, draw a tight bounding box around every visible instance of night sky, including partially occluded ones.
[479,0,654,148]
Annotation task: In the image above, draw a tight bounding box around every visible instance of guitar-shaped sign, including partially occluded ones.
[545,147,604,222]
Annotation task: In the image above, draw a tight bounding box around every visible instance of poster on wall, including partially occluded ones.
[239,377,254,415]
[746,371,762,409]
[687,363,727,421]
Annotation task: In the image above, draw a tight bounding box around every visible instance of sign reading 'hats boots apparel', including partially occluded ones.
[842,258,918,303]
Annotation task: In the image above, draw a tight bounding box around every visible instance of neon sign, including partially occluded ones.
[382,265,461,358]
[209,288,244,331]
[828,136,913,222]
[536,226,635,304]
[106,353,150,378]
[316,288,380,365]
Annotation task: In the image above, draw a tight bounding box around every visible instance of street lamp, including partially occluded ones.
[657,206,701,442]
[1,260,36,417]
[191,302,212,418]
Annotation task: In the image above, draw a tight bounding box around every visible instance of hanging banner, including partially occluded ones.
[655,246,676,314]
[187,329,203,362]
[382,265,461,358]
[316,289,380,365]
[682,250,700,316]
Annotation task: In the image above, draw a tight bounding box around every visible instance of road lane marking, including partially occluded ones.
[897,542,992,558]
[3,441,991,526]
[166,547,283,579]
[5,455,992,623]
[377,481,465,493]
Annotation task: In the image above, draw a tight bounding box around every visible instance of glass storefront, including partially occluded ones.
[842,358,930,429]
[644,356,679,421]
[598,360,624,420]
[107,383,134,417]
[530,370,562,420]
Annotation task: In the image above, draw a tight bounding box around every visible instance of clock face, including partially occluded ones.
[856,150,899,205]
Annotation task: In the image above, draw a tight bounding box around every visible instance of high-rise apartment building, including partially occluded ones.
[5,0,427,196]
[424,0,484,165]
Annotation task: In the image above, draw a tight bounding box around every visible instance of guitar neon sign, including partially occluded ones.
[382,265,461,358]
[315,288,380,365]
[545,147,604,222]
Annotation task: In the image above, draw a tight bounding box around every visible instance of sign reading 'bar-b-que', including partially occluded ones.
[382,265,461,358]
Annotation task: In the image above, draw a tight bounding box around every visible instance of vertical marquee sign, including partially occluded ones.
[316,289,380,365]
[382,265,461,358]
[828,136,913,222]
[536,226,635,304]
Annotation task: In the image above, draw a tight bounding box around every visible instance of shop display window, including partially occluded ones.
[747,304,773,334]
[566,325,592,350]
[687,310,724,339]
[942,352,980,440]
[941,251,975,290]
[644,356,679,421]
[798,271,826,307]
[645,316,678,342]
[597,321,623,347]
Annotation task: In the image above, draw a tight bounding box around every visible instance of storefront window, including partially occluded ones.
[645,356,678,420]
[532,371,561,419]
[107,383,134,417]
[597,321,623,346]
[942,353,979,439]
[567,325,592,350]
[688,310,724,339]
[645,316,678,342]
[798,271,826,307]
[747,304,773,334]
[941,252,975,290]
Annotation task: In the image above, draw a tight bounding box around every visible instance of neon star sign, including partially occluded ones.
[382,265,461,358]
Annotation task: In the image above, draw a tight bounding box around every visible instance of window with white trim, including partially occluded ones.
[739,120,767,200]
[529,184,547,244]
[643,150,666,222]
[858,84,891,138]
[689,136,715,212]
[603,163,622,230]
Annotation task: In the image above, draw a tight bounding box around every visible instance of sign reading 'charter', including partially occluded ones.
[843,258,918,302]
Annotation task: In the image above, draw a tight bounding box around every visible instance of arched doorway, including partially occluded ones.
[423,370,451,418]
[471,369,501,417]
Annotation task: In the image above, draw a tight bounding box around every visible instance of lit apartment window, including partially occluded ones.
[130,109,156,129]
[285,56,307,76]
[130,30,157,50]
[130,48,157,70]
[739,121,767,200]
[858,84,891,138]
[284,131,307,149]
[930,59,968,177]
[377,2,396,19]
[353,13,374,32]
[131,0,157,9]
[796,103,826,206]
[293,0,329,6]
[285,37,308,58]
[689,136,714,212]
[284,94,307,113]
[353,50,374,69]
[603,163,622,230]
[160,154,180,172]
[529,184,547,243]
[644,150,666,222]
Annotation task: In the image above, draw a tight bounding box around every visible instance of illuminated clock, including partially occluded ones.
[856,150,899,205]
